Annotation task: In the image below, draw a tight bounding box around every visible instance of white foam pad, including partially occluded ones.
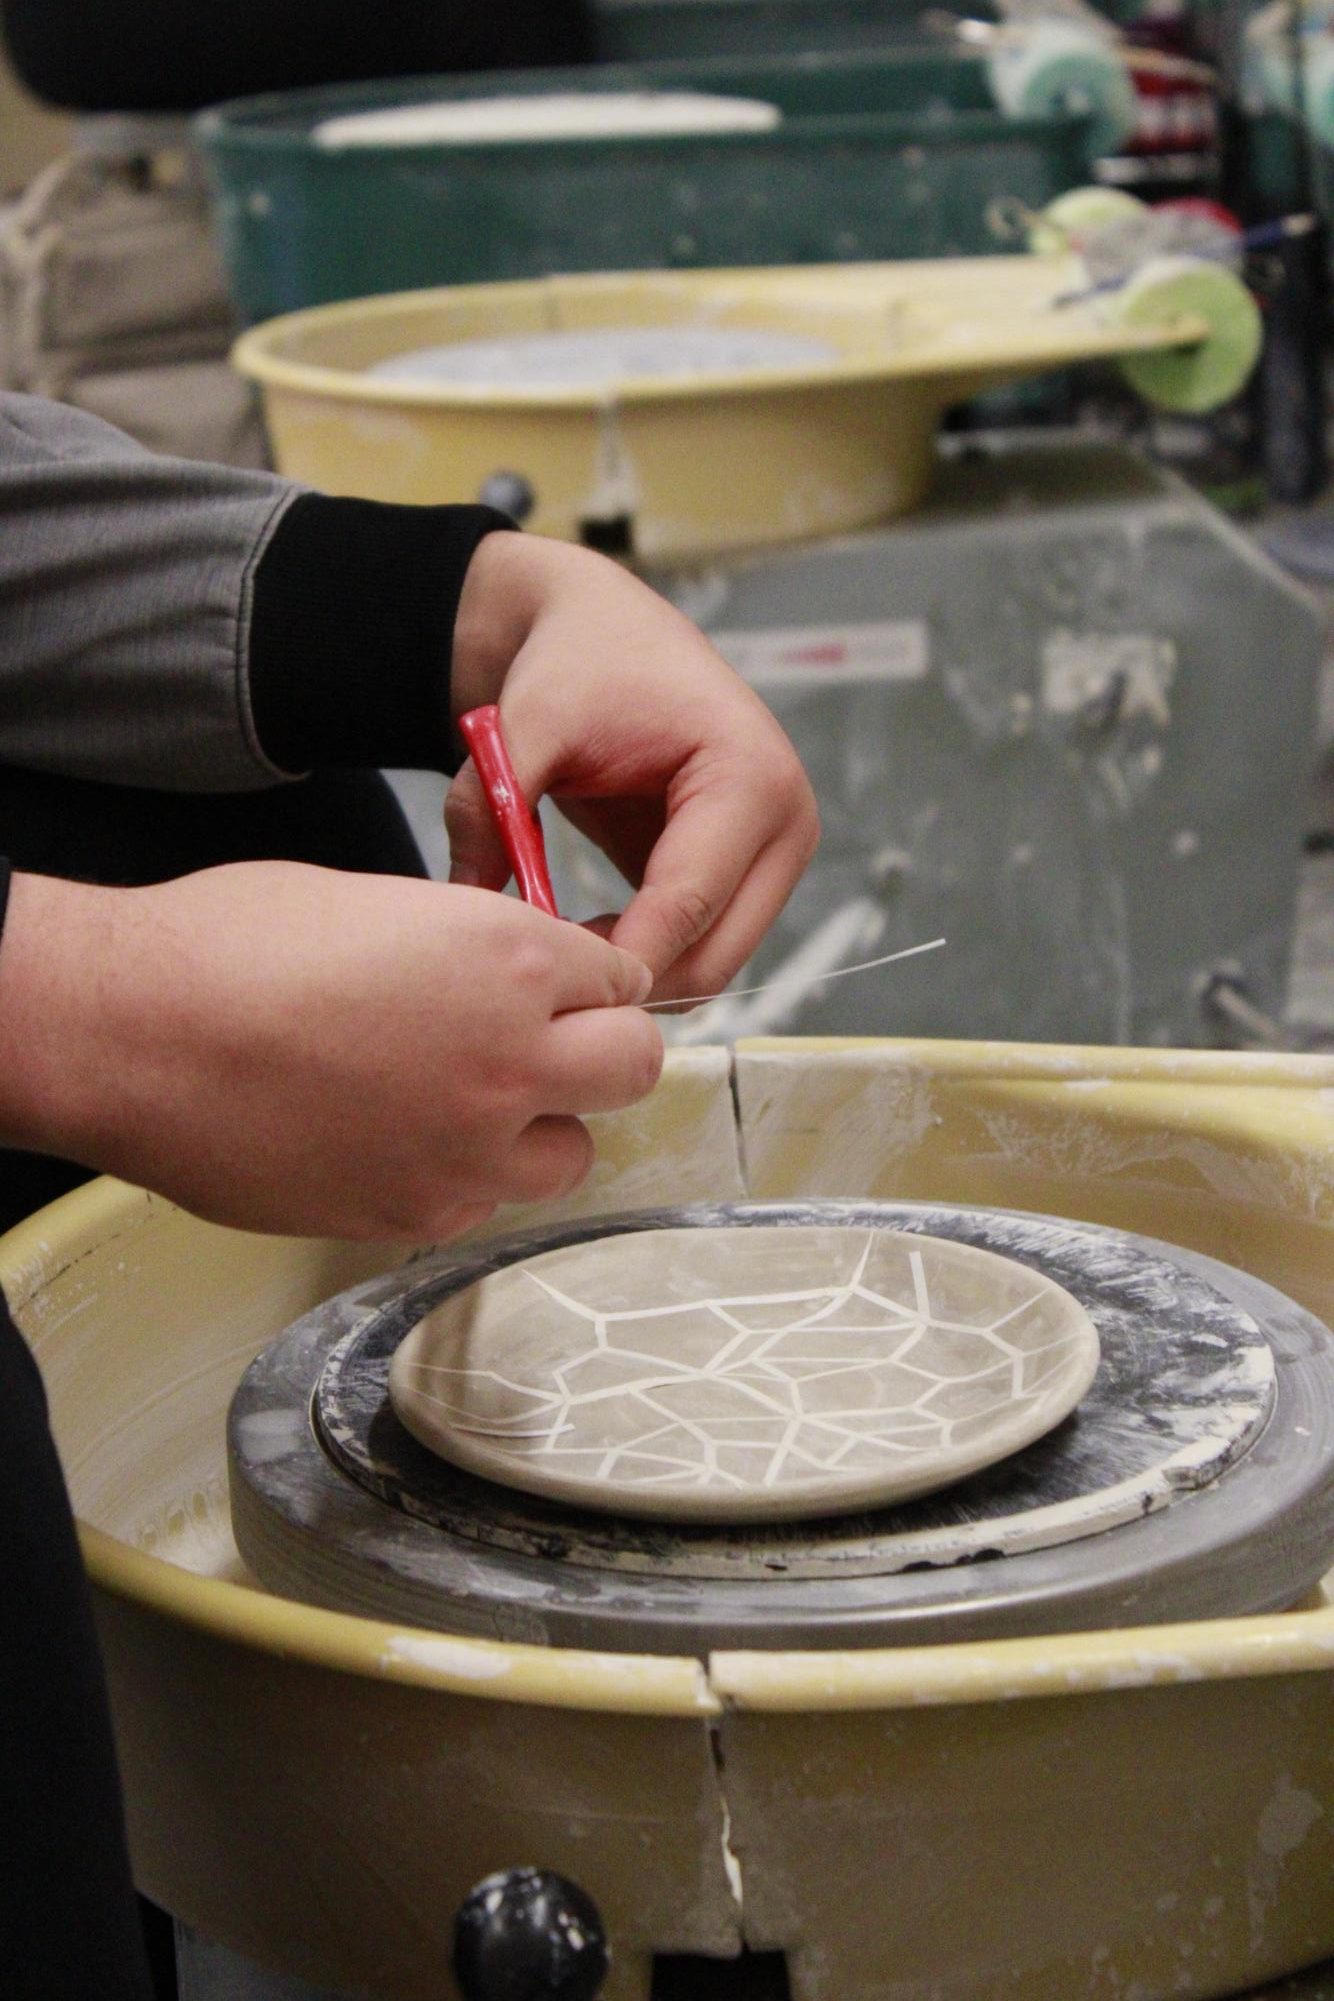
[314,90,782,149]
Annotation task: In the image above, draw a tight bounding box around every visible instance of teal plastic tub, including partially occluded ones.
[591,0,1151,61]
[196,48,1097,323]
[591,0,965,61]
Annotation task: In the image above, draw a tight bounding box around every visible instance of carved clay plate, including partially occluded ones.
[387,1226,1101,1523]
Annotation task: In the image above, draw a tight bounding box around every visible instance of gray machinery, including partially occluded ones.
[550,436,1322,1048]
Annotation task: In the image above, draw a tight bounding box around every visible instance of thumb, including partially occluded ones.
[444,758,513,891]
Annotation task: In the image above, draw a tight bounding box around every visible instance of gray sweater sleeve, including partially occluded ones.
[0,391,300,792]
[0,392,514,793]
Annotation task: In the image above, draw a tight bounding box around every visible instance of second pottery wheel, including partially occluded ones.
[228,1202,1333,1654]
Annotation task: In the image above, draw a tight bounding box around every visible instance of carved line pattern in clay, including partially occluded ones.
[397,1235,1087,1494]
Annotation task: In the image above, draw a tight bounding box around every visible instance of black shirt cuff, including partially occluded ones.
[248,493,516,776]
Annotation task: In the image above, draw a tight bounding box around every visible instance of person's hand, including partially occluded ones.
[448,534,819,1004]
[0,864,661,1240]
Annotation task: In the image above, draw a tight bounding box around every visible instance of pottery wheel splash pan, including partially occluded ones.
[228,1201,1334,1655]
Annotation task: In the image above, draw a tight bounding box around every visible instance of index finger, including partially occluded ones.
[610,762,818,995]
[605,780,760,978]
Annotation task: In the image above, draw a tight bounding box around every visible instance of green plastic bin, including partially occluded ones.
[591,0,1155,61]
[591,0,966,62]
[196,47,1097,324]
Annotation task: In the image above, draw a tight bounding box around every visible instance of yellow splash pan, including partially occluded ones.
[233,258,1221,563]
[5,1038,1334,1998]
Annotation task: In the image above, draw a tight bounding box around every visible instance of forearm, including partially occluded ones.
[0,867,116,1162]
[0,392,514,791]
[0,855,659,1241]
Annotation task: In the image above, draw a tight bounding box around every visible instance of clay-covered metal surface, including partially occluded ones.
[228,1200,1330,1653]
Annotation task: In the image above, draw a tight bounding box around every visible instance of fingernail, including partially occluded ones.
[450,865,482,888]
[622,954,654,1003]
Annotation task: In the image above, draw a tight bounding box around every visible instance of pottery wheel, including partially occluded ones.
[228,1202,1334,1654]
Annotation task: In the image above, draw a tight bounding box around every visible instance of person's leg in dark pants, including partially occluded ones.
[0,1298,155,2000]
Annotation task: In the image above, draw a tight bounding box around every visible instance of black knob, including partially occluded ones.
[453,1867,609,2001]
[478,471,537,523]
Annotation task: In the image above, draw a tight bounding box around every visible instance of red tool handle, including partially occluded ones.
[457,705,560,919]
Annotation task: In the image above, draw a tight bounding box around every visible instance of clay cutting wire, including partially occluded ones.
[642,937,947,1010]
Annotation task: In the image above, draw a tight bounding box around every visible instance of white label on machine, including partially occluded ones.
[710,619,930,688]
[1041,631,1177,726]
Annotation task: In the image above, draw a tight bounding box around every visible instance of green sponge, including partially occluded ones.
[1112,255,1263,415]
[1028,185,1147,255]
[988,27,1139,159]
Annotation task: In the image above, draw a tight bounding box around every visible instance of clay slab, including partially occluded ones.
[388,1226,1100,1522]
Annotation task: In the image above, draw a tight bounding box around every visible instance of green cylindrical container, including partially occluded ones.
[591,0,967,61]
[196,48,1097,324]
